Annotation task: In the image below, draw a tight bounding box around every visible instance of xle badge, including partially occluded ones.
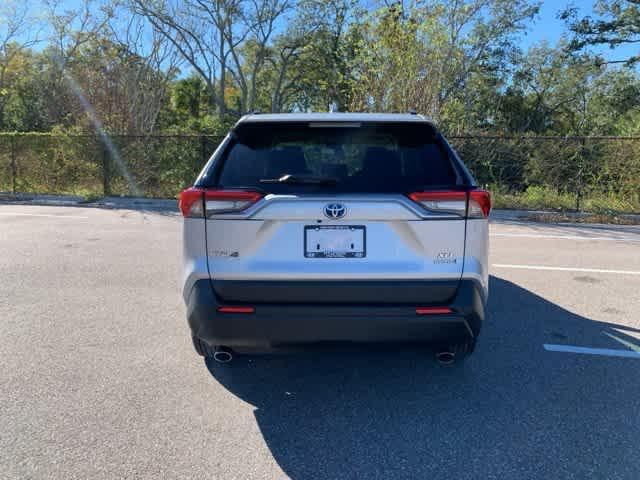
[434,251,457,264]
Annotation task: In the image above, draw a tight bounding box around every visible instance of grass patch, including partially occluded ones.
[492,186,640,215]
[524,212,640,225]
[78,192,104,203]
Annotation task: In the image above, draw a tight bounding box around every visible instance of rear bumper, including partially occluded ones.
[186,279,485,348]
[212,279,460,304]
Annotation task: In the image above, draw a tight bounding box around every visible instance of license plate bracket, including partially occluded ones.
[304,225,366,258]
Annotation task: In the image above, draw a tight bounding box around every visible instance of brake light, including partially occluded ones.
[408,191,467,217]
[178,188,263,218]
[407,189,491,218]
[217,306,255,314]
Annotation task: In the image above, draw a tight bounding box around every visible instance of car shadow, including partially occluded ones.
[204,276,640,479]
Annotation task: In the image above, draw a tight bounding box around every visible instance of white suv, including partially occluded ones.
[180,113,490,363]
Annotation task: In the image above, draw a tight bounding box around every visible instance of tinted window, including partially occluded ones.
[208,123,458,193]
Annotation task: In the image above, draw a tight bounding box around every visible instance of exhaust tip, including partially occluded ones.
[213,346,233,363]
[436,351,456,365]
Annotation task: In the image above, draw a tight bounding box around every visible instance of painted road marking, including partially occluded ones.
[493,264,640,276]
[603,332,640,353]
[491,232,640,243]
[544,344,640,359]
[0,212,88,219]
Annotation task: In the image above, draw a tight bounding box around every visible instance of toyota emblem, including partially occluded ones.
[323,203,346,219]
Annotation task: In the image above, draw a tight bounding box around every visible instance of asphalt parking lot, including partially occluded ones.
[1,204,640,479]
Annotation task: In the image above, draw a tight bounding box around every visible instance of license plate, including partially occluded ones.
[304,226,366,258]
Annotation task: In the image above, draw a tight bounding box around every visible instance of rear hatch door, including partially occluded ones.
[200,121,469,304]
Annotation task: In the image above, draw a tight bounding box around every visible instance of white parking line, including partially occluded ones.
[603,332,640,353]
[0,212,88,219]
[544,344,640,359]
[491,232,640,243]
[493,264,640,276]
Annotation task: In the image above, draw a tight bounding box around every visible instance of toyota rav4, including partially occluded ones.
[179,113,490,363]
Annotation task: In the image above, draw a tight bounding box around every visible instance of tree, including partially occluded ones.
[41,0,113,130]
[0,1,40,129]
[347,0,541,127]
[129,0,292,119]
[288,0,356,111]
[106,5,182,134]
[562,0,640,65]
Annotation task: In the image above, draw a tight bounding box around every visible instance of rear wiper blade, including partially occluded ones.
[259,174,338,185]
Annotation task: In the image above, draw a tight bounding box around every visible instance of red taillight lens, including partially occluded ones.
[468,189,491,218]
[178,188,263,218]
[179,187,205,217]
[407,191,468,217]
[217,306,255,314]
[416,307,452,315]
[407,189,491,218]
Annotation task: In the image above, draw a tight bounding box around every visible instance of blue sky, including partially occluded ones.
[524,0,637,62]
[18,0,638,63]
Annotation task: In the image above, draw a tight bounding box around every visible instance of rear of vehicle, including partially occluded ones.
[180,113,489,359]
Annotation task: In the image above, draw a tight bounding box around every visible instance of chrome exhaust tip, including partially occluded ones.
[436,351,456,365]
[213,346,233,363]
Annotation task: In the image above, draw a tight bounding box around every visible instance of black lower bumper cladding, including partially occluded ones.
[187,279,485,348]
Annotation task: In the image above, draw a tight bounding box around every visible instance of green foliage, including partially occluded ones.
[562,0,640,65]
[0,131,102,195]
[159,76,234,134]
[348,0,540,124]
[452,133,640,213]
[0,0,640,212]
[493,185,640,214]
[492,185,580,211]
[0,132,226,197]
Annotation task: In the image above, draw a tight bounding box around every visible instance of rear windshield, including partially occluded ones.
[204,122,459,193]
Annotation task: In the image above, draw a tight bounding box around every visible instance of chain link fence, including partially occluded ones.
[1,133,639,212]
[0,134,223,199]
[451,136,640,212]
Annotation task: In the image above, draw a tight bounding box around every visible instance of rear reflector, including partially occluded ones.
[178,188,263,217]
[217,306,255,314]
[416,307,452,315]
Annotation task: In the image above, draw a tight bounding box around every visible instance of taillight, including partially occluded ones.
[204,190,263,215]
[468,190,491,218]
[179,187,205,217]
[178,188,263,218]
[407,189,491,218]
[408,191,468,217]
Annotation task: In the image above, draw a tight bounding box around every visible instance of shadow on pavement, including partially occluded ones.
[205,276,640,479]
